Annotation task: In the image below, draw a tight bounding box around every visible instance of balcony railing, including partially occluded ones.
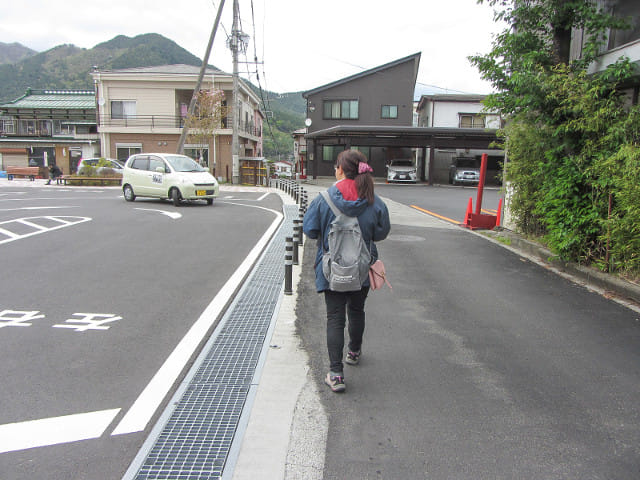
[98,114,262,137]
[99,115,186,129]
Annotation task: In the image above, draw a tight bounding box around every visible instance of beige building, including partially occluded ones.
[91,64,264,183]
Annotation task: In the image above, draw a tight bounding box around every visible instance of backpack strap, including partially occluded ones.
[320,190,343,217]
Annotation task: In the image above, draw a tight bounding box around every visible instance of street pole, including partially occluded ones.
[176,0,226,155]
[231,0,240,184]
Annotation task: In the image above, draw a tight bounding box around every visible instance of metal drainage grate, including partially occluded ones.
[129,204,298,480]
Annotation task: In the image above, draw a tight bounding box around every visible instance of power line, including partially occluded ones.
[247,0,280,159]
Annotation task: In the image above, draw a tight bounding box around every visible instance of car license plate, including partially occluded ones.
[196,190,206,196]
[400,175,407,179]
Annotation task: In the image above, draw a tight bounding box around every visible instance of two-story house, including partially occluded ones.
[416,94,503,184]
[91,64,264,183]
[301,53,499,182]
[0,89,99,175]
[302,53,420,177]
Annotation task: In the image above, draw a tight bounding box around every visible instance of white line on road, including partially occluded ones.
[0,206,78,211]
[111,205,283,436]
[134,208,182,219]
[0,216,91,245]
[257,192,270,201]
[0,409,121,454]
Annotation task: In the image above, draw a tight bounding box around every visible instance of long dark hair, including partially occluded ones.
[336,149,375,204]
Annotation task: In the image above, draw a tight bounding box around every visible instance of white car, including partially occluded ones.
[122,153,219,205]
[386,159,417,183]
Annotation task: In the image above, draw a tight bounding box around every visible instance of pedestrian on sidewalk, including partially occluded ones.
[46,164,63,185]
[303,149,390,393]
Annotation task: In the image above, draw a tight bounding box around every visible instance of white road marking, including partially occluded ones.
[0,216,91,245]
[0,409,121,454]
[257,192,270,201]
[0,206,77,211]
[15,219,48,231]
[52,313,123,332]
[134,208,182,219]
[111,205,283,436]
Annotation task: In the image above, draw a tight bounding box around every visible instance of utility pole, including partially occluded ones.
[230,0,240,184]
[176,0,226,155]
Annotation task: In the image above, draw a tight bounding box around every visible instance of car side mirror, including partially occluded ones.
[156,166,165,173]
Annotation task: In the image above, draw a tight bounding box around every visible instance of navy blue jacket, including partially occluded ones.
[303,183,391,292]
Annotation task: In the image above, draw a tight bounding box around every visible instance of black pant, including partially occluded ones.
[324,287,369,374]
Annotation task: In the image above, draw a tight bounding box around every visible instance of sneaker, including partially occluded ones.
[345,350,361,365]
[324,372,345,393]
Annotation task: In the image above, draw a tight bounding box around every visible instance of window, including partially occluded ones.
[111,100,136,119]
[19,120,36,135]
[323,100,359,119]
[1,118,15,134]
[53,121,73,135]
[148,156,167,172]
[184,147,209,168]
[381,105,398,119]
[116,144,142,162]
[459,114,485,128]
[322,146,343,163]
[351,146,371,158]
[607,0,640,50]
[38,120,52,136]
[130,156,149,170]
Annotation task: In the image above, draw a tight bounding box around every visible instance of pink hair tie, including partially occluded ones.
[358,162,373,174]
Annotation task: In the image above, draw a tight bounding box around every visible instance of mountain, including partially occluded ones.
[0,33,204,104]
[0,41,37,65]
[0,33,306,157]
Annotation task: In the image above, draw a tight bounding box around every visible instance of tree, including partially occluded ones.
[471,0,629,116]
[470,0,640,277]
[183,89,227,167]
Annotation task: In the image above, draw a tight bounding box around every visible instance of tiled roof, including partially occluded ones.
[0,90,96,110]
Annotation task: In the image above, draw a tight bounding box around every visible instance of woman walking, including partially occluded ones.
[303,149,390,392]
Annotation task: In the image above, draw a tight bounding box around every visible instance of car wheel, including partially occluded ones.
[123,185,136,202]
[171,188,182,206]
[206,198,214,205]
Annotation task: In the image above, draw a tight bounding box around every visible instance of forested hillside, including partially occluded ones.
[0,41,37,65]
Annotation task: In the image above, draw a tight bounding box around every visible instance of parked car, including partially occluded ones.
[122,153,219,205]
[386,159,417,183]
[77,157,124,175]
[449,157,480,185]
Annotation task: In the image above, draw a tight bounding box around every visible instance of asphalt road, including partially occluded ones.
[376,182,502,225]
[0,182,282,479]
[296,182,640,479]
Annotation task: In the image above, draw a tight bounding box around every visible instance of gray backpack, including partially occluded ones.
[320,190,371,292]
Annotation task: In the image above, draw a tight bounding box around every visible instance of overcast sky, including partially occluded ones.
[0,0,504,94]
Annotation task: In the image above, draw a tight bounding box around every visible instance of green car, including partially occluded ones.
[122,153,219,206]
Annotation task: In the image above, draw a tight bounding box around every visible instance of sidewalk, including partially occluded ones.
[230,178,640,479]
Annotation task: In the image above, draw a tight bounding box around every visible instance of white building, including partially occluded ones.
[416,94,503,184]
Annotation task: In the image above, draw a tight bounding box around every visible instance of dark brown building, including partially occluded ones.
[302,53,420,177]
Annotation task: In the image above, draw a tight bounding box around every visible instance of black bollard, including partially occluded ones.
[284,236,293,295]
[292,220,300,265]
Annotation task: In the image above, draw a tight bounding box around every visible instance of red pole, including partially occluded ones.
[496,198,503,227]
[475,153,488,215]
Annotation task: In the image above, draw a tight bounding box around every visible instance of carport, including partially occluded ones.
[305,125,499,183]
